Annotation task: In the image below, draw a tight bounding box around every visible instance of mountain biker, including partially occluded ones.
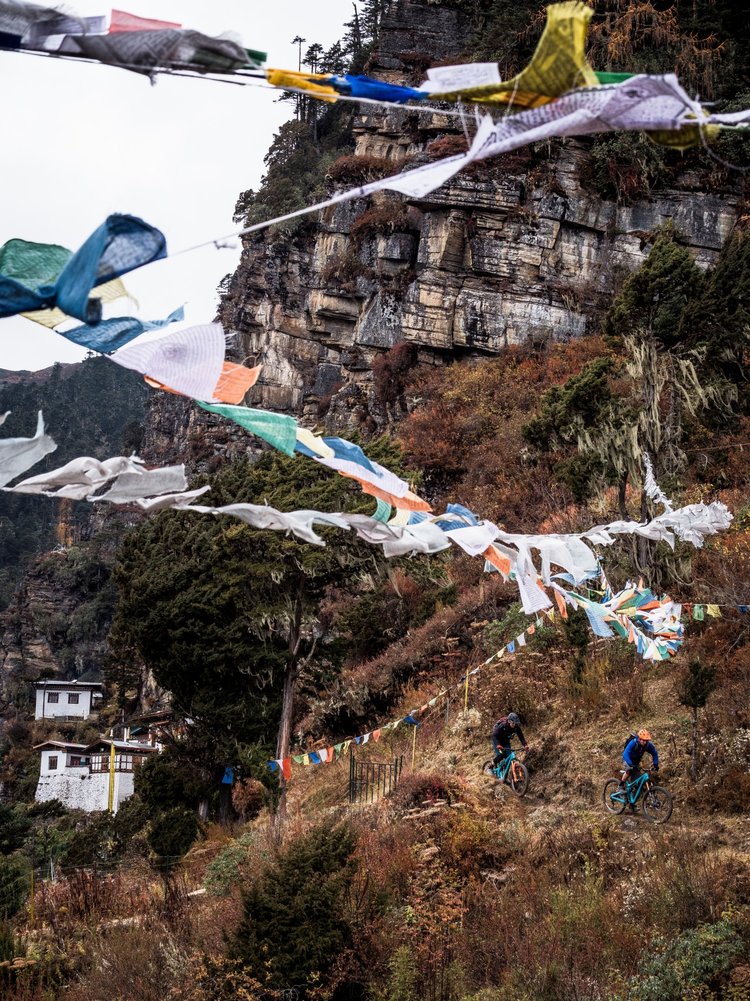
[491,712,529,769]
[620,729,659,789]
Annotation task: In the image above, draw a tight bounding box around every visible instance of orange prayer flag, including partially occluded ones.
[144,361,262,404]
[213,362,262,404]
[281,758,292,781]
[341,473,432,511]
[554,589,568,620]
[483,544,512,576]
[144,375,183,396]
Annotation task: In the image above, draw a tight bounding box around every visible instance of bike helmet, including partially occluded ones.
[637,728,651,741]
[508,712,520,725]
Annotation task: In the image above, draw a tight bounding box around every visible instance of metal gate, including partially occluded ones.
[348,754,404,804]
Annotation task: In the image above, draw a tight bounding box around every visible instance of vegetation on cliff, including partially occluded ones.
[3,2,750,1000]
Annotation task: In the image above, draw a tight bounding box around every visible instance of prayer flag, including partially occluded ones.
[199,401,298,455]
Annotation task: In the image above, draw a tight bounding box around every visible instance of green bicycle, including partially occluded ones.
[602,769,673,823]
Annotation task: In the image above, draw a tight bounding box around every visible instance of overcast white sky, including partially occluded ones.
[0,0,353,370]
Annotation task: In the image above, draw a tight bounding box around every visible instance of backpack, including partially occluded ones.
[623,733,637,753]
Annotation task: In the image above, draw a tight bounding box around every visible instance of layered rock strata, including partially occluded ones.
[218,0,742,430]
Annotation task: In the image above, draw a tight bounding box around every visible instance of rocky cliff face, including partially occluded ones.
[218,0,743,432]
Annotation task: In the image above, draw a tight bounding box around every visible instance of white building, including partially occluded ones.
[34,681,104,721]
[34,738,157,813]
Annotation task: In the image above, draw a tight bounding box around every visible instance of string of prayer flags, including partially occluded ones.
[0,215,166,323]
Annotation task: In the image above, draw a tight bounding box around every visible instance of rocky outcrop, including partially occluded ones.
[219,0,743,430]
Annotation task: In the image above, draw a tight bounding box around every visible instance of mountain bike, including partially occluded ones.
[482,749,529,797]
[602,769,673,823]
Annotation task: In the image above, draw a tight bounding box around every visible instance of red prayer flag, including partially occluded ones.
[110,9,182,32]
[281,757,292,781]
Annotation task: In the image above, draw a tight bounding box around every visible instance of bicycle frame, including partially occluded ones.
[492,750,518,782]
[611,770,650,807]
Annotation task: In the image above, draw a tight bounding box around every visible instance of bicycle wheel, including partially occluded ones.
[482,760,497,777]
[603,779,627,815]
[642,785,673,823]
[509,761,529,797]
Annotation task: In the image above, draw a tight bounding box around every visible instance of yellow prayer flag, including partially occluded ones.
[21,277,134,329]
[266,68,337,101]
[431,2,598,108]
[296,426,335,458]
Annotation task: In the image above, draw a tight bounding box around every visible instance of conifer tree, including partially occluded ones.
[111,441,405,816]
[232,823,357,992]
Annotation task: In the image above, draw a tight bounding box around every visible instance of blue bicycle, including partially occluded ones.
[603,770,673,823]
[482,750,529,797]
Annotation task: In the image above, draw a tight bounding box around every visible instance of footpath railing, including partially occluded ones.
[348,754,404,804]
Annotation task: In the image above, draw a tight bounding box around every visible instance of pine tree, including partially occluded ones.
[232,823,357,992]
[111,441,405,817]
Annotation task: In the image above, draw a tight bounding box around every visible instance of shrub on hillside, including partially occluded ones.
[626,912,748,1001]
[148,808,199,874]
[0,855,29,919]
[231,778,266,821]
[372,341,418,410]
[690,768,750,815]
[327,154,392,186]
[389,770,462,811]
[232,823,357,993]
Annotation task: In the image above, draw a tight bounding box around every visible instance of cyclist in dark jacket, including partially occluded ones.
[621,728,659,786]
[491,713,528,767]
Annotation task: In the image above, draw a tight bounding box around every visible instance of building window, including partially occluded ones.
[48,756,58,770]
[47,693,59,704]
[68,755,88,767]
[67,694,79,705]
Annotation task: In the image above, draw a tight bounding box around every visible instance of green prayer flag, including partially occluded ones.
[693,604,705,621]
[198,401,298,455]
[0,238,71,291]
[595,71,634,84]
